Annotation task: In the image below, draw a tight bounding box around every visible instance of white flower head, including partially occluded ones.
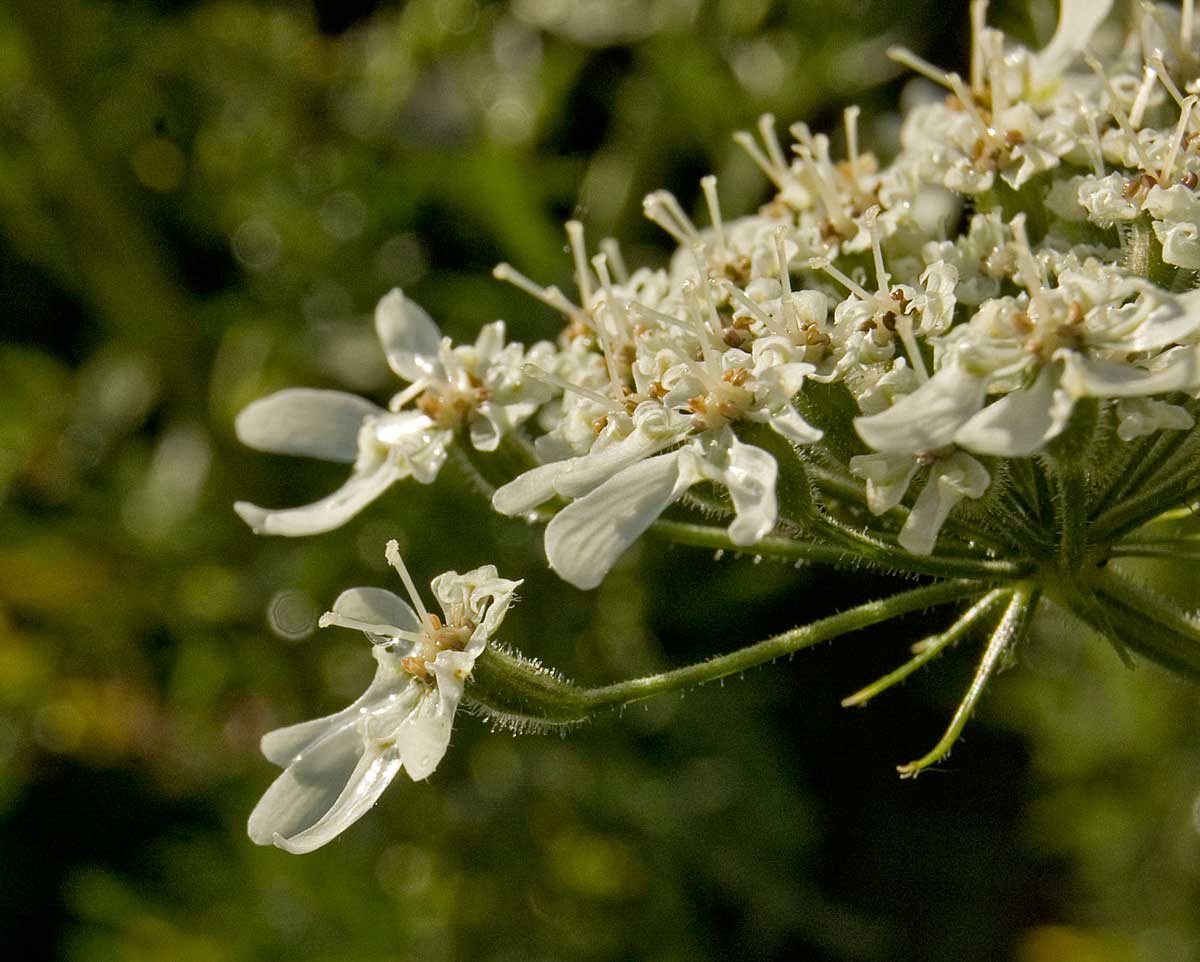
[247,543,520,854]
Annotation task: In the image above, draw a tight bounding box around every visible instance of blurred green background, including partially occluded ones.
[3,0,1200,959]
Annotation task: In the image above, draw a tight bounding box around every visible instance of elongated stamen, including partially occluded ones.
[1085,52,1160,179]
[643,190,697,245]
[1080,98,1106,177]
[389,379,431,412]
[774,228,799,337]
[895,314,929,383]
[493,263,585,321]
[984,30,1008,115]
[808,257,874,303]
[722,280,786,336]
[843,105,862,190]
[386,539,434,631]
[1149,48,1189,112]
[522,364,624,412]
[590,253,628,397]
[969,0,989,95]
[700,175,726,252]
[681,280,724,375]
[889,48,990,140]
[565,220,593,305]
[758,113,790,178]
[1161,95,1196,184]
[790,123,854,233]
[599,237,628,284]
[864,206,889,296]
[318,611,426,646]
[1010,214,1046,293]
[1186,0,1195,50]
[1129,65,1158,128]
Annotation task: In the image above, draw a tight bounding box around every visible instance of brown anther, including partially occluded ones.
[722,368,751,386]
[648,381,667,400]
[1065,302,1084,327]
[688,396,708,414]
[1010,311,1034,336]
[428,612,442,630]
[732,315,755,330]
[878,311,897,332]
[416,393,441,419]
[819,219,843,242]
[563,320,591,341]
[592,416,609,434]
[723,328,747,348]
[617,344,637,367]
[401,657,431,680]
[1003,129,1025,149]
[1184,171,1198,190]
[716,400,742,420]
[1122,173,1156,200]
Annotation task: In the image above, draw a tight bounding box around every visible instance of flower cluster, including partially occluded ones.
[243,0,1200,852]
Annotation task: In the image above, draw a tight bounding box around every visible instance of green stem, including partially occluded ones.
[841,589,1009,707]
[897,585,1037,776]
[1056,464,1089,570]
[1108,540,1200,561]
[649,520,851,566]
[468,579,992,726]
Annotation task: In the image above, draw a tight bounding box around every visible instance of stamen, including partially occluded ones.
[864,206,890,296]
[385,539,434,631]
[984,29,1007,116]
[388,379,431,412]
[889,48,990,138]
[1149,50,1197,130]
[590,253,628,397]
[843,106,862,190]
[807,257,874,303]
[1010,214,1046,293]
[522,364,624,412]
[317,611,425,646]
[1186,0,1195,50]
[599,237,629,284]
[643,191,697,245]
[565,220,593,305]
[1080,98,1106,178]
[1161,95,1196,184]
[1129,65,1158,128]
[682,280,724,374]
[774,227,799,336]
[493,263,586,321]
[790,124,854,233]
[1085,51,1160,179]
[757,114,790,178]
[895,314,929,383]
[700,175,726,252]
[969,0,989,96]
[721,280,785,336]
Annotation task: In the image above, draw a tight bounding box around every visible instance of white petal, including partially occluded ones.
[270,746,405,855]
[1116,398,1196,441]
[375,289,443,382]
[849,453,920,514]
[954,364,1069,456]
[328,587,422,646]
[854,363,988,455]
[1058,348,1200,398]
[234,462,403,537]
[703,434,778,545]
[248,723,367,848]
[235,389,380,463]
[1032,0,1113,85]
[260,648,410,766]
[492,460,571,516]
[545,451,694,590]
[553,425,686,499]
[898,453,990,555]
[768,406,823,445]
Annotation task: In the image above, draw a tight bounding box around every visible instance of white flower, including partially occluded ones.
[248,543,520,854]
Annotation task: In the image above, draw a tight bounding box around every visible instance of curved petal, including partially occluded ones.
[326,587,422,646]
[1059,347,1200,398]
[854,363,988,455]
[553,423,687,499]
[849,452,921,514]
[269,745,405,854]
[260,649,411,766]
[375,289,443,382]
[492,460,572,516]
[234,461,404,537]
[954,364,1069,456]
[248,723,369,846]
[702,434,778,545]
[1031,0,1113,86]
[235,389,381,463]
[898,453,990,556]
[545,451,695,590]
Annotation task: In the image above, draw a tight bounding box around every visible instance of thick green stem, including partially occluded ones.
[468,579,991,726]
